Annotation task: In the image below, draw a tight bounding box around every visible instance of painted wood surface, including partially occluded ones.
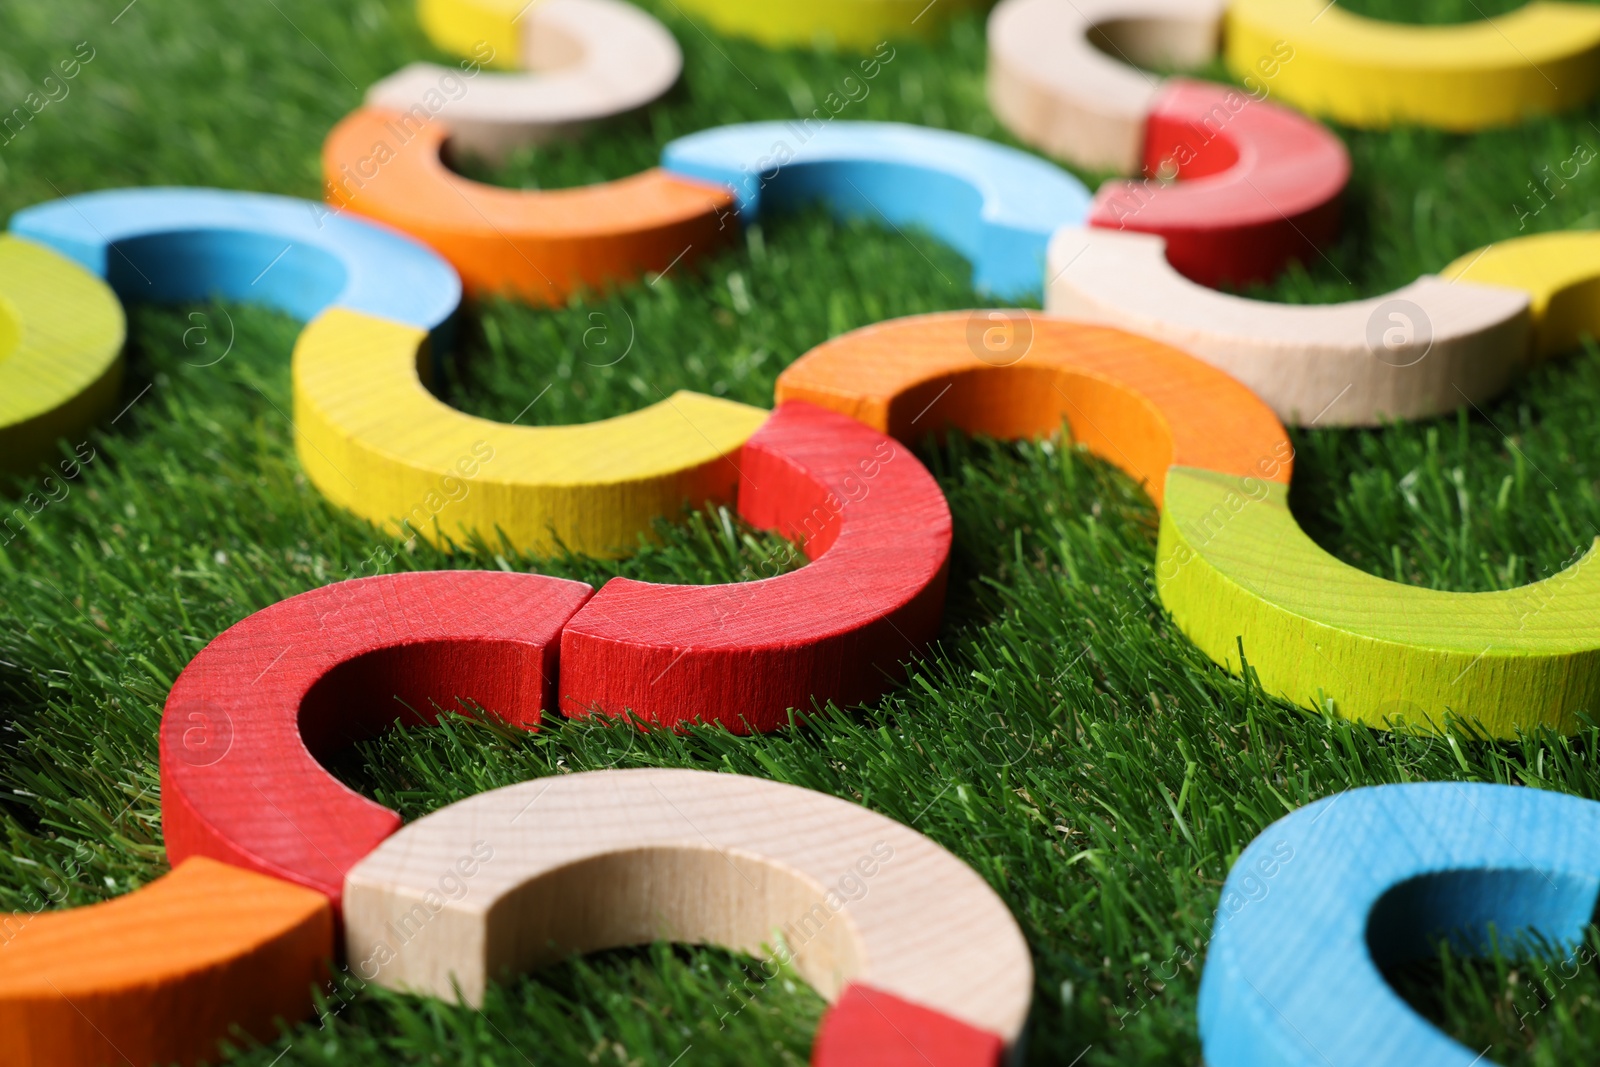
[1046,225,1533,427]
[1157,466,1600,737]
[1226,0,1600,130]
[0,857,332,1067]
[292,308,767,555]
[668,0,991,47]
[987,0,1225,173]
[323,106,736,304]
[1200,783,1600,1066]
[372,0,681,164]
[1443,230,1600,360]
[342,767,1031,1052]
[774,309,1293,507]
[660,120,1091,300]
[0,235,125,476]
[160,571,592,909]
[812,984,1006,1066]
[558,400,950,731]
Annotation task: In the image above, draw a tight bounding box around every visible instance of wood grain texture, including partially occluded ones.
[1157,466,1600,737]
[812,984,1006,1066]
[1046,225,1533,427]
[668,0,991,47]
[660,120,1091,300]
[987,0,1225,174]
[323,106,736,305]
[1087,79,1350,288]
[558,400,951,732]
[0,235,125,476]
[160,571,592,909]
[774,309,1293,507]
[1199,783,1600,1066]
[342,768,1031,1050]
[0,856,333,1067]
[1226,0,1600,130]
[372,0,681,165]
[1442,230,1600,360]
[292,308,767,556]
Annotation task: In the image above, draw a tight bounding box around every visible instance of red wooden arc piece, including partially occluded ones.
[558,401,951,733]
[814,984,1006,1065]
[1087,79,1349,288]
[160,571,593,910]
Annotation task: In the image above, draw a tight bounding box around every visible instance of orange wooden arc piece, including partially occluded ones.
[0,857,332,1067]
[322,107,736,304]
[775,310,1293,505]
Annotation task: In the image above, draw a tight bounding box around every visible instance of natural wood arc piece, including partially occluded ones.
[1443,231,1600,360]
[342,768,1032,1060]
[558,400,951,732]
[160,571,592,909]
[1199,783,1600,1066]
[660,120,1092,300]
[0,235,125,476]
[1157,466,1600,737]
[1045,226,1533,427]
[1225,0,1600,129]
[371,0,682,164]
[1087,79,1349,288]
[668,0,991,47]
[292,309,767,555]
[987,0,1225,174]
[0,857,333,1067]
[774,310,1294,507]
[323,107,736,304]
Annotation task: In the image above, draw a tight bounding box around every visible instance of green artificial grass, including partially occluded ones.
[4,0,1600,1063]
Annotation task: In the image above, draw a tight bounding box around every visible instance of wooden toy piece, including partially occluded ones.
[775,310,1293,507]
[1226,0,1600,130]
[0,856,332,1067]
[1157,466,1600,737]
[8,186,460,337]
[342,768,1032,1053]
[323,107,736,304]
[1046,226,1533,427]
[371,0,682,165]
[293,309,767,555]
[1443,231,1600,361]
[987,0,1225,174]
[1088,79,1349,288]
[812,985,1006,1066]
[1199,783,1600,1066]
[160,571,592,908]
[668,0,990,48]
[0,235,125,476]
[558,401,949,731]
[661,121,1092,300]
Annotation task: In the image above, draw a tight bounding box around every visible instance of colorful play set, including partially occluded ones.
[6,0,1600,1064]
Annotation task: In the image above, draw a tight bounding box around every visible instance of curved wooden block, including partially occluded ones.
[372,0,681,164]
[0,856,333,1067]
[812,984,1006,1066]
[987,0,1225,174]
[1225,0,1600,130]
[668,0,990,47]
[1443,231,1600,361]
[558,400,949,732]
[323,107,735,304]
[1046,226,1532,427]
[1158,466,1600,737]
[0,235,125,476]
[160,571,592,908]
[292,309,767,555]
[1199,783,1600,1066]
[774,310,1293,507]
[660,121,1092,300]
[343,768,1031,1054]
[1087,79,1349,288]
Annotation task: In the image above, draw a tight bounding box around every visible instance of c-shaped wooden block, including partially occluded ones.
[0,857,332,1067]
[1200,783,1600,1066]
[1443,231,1600,361]
[343,767,1032,1064]
[666,0,991,47]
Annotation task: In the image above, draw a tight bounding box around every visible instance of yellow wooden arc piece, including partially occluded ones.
[1157,466,1600,738]
[1225,0,1600,129]
[668,0,989,47]
[1443,231,1600,360]
[0,235,125,476]
[292,308,768,557]
[417,0,526,69]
